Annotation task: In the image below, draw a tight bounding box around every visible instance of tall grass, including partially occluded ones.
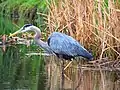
[45,0,120,60]
[1,0,119,60]
[0,0,48,35]
[0,0,42,15]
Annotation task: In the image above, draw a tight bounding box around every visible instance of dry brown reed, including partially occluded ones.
[43,0,120,60]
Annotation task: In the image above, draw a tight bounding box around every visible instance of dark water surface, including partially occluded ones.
[0,45,46,90]
[0,46,120,90]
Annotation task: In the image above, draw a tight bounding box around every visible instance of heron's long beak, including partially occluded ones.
[9,29,21,37]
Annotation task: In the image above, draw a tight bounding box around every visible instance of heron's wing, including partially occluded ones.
[48,32,75,56]
[47,32,93,59]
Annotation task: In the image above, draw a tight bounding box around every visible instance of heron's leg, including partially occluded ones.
[64,59,73,70]
[62,60,65,89]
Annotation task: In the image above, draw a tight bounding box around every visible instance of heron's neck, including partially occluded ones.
[35,39,53,54]
[33,27,41,40]
[33,27,53,54]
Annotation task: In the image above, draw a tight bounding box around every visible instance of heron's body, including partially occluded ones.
[47,32,93,60]
[10,24,93,60]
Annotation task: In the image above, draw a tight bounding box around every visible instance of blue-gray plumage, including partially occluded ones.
[48,32,93,60]
[10,24,93,60]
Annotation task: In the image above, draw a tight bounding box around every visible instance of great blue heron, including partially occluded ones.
[10,24,93,69]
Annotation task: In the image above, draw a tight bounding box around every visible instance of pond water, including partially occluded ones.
[0,15,120,90]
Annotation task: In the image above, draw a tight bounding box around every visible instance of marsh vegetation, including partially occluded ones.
[0,0,120,90]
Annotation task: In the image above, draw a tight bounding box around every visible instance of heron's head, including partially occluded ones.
[20,24,33,32]
[9,24,40,37]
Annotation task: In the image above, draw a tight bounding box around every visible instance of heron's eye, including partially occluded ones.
[22,27,25,30]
